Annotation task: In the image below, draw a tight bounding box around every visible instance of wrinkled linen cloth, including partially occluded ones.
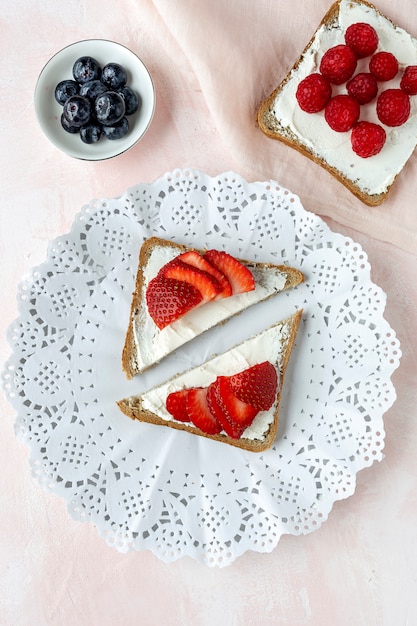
[149,0,417,254]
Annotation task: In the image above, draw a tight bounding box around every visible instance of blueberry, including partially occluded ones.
[101,62,127,90]
[118,86,140,115]
[55,56,138,145]
[72,56,101,84]
[95,91,125,126]
[60,113,79,134]
[55,80,79,105]
[63,95,92,127]
[79,79,107,101]
[101,116,129,140]
[80,123,102,144]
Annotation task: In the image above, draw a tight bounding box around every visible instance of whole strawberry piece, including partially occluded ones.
[320,44,357,84]
[146,274,203,329]
[345,22,378,58]
[166,389,191,422]
[400,65,417,95]
[369,51,399,81]
[324,95,360,132]
[377,89,410,127]
[346,72,378,104]
[296,73,332,113]
[229,361,278,410]
[351,121,386,158]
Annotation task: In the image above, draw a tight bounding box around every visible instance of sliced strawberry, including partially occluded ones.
[176,251,232,298]
[229,361,278,410]
[207,377,258,439]
[218,376,259,428]
[166,389,191,422]
[206,378,241,438]
[146,274,203,329]
[204,250,255,294]
[163,260,222,301]
[186,387,222,434]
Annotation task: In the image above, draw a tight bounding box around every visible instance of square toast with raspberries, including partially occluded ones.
[257,0,417,206]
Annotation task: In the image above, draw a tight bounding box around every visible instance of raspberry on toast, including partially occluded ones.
[257,0,417,206]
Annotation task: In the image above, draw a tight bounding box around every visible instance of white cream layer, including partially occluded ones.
[139,319,293,441]
[271,0,417,195]
[131,244,288,372]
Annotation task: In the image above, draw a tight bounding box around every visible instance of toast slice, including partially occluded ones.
[122,237,304,378]
[257,0,417,206]
[117,310,302,452]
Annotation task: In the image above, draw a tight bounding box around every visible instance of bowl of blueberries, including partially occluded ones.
[34,39,155,160]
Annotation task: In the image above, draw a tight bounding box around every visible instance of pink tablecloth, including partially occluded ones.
[1,1,416,624]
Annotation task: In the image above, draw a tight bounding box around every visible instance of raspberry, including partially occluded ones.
[376,89,410,126]
[400,65,417,95]
[345,22,379,58]
[324,95,360,132]
[369,51,399,81]
[296,73,332,112]
[319,44,357,85]
[351,121,386,158]
[346,72,378,104]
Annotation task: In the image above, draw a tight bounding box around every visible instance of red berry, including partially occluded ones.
[351,121,386,158]
[206,379,248,438]
[204,250,255,294]
[376,89,410,127]
[369,51,399,81]
[346,72,378,104]
[345,22,378,58]
[206,379,244,439]
[208,377,258,439]
[166,389,191,422]
[324,95,360,132]
[163,260,222,301]
[206,379,246,438]
[296,73,332,112]
[186,387,222,435]
[400,65,417,95]
[175,251,232,297]
[320,44,357,84]
[146,274,203,329]
[229,362,278,410]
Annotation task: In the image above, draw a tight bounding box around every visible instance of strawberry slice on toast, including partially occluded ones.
[204,249,255,294]
[121,237,304,378]
[118,311,303,452]
[173,251,232,297]
[146,274,203,330]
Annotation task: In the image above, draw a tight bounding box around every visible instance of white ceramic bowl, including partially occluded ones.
[34,39,155,160]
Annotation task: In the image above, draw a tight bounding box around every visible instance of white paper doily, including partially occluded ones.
[2,169,401,567]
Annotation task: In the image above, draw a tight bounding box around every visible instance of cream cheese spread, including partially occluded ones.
[131,244,288,372]
[140,319,293,441]
[271,0,417,195]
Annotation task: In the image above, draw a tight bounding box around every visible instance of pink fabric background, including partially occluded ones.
[1,0,416,624]
[152,0,417,253]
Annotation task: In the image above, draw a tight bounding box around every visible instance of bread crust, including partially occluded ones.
[121,238,192,378]
[257,0,400,207]
[122,237,304,378]
[117,310,303,452]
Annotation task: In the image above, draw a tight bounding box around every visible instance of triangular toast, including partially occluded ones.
[122,237,304,378]
[117,310,302,452]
